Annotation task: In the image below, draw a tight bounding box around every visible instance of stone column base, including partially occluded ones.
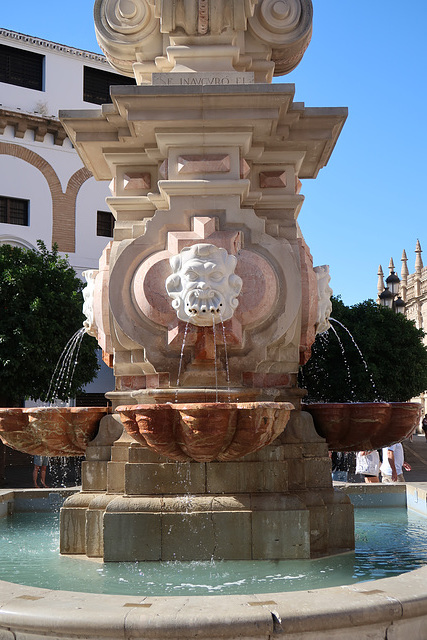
[60,411,354,561]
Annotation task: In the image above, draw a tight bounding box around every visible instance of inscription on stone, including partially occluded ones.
[152,72,254,86]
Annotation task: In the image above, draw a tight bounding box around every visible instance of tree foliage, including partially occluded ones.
[0,242,99,406]
[300,297,427,403]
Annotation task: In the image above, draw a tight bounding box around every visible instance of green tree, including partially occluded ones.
[0,242,99,407]
[300,297,427,403]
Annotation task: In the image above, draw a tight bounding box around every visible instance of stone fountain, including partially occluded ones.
[0,0,420,565]
[55,0,359,562]
[1,3,427,639]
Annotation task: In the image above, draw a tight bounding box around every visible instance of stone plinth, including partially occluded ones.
[60,410,354,561]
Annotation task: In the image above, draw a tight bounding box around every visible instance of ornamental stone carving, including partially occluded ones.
[314,264,333,335]
[94,0,313,81]
[165,243,243,326]
[248,0,313,75]
[82,269,98,337]
[157,0,257,35]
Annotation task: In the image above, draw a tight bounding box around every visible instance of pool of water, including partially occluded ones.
[0,508,426,596]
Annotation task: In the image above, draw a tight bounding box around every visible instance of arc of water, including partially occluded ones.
[301,331,330,401]
[45,328,86,404]
[330,318,379,400]
[56,328,85,403]
[65,330,86,400]
[329,324,356,402]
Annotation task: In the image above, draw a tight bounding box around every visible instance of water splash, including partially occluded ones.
[45,328,86,404]
[330,318,379,400]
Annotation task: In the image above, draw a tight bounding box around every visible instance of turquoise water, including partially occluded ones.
[0,508,426,596]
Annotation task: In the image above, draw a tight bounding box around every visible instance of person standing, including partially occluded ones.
[380,443,411,483]
[355,450,380,483]
[33,456,49,488]
[330,451,354,482]
[422,414,427,442]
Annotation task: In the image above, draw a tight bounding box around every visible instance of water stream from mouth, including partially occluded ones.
[220,316,231,402]
[175,321,190,402]
[212,317,219,402]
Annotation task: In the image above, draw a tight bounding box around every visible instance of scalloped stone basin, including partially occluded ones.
[116,401,294,462]
[303,402,422,451]
[0,407,110,456]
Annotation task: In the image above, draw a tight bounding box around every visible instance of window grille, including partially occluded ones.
[96,210,114,237]
[0,196,29,226]
[0,44,43,91]
[83,66,136,105]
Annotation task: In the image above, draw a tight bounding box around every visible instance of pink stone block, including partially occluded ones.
[259,170,287,188]
[159,159,168,179]
[123,172,151,190]
[240,159,250,179]
[177,154,230,174]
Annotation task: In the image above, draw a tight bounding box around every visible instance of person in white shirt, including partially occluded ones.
[355,450,380,483]
[380,443,411,483]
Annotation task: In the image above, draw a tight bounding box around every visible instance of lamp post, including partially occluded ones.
[378,261,405,314]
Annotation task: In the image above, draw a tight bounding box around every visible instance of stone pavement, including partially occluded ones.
[402,432,427,482]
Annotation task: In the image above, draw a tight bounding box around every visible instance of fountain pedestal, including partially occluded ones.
[61,410,354,561]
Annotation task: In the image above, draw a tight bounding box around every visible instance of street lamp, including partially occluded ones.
[378,261,405,314]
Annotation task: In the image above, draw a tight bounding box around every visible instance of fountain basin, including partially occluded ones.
[116,401,294,462]
[0,486,427,639]
[0,407,110,456]
[304,402,422,451]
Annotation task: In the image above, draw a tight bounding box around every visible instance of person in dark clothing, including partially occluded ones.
[330,451,353,482]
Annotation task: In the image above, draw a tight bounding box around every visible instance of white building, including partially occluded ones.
[377,240,427,417]
[0,28,135,400]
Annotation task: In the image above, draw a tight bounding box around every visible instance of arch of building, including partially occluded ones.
[0,235,37,250]
[0,142,92,253]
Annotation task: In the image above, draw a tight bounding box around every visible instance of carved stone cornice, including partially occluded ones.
[0,28,108,64]
[0,109,67,146]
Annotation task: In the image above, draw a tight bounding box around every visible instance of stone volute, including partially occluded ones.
[94,0,313,82]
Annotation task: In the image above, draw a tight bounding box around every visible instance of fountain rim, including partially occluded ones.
[0,544,425,637]
[116,401,295,410]
[0,485,427,638]
[302,401,421,408]
[0,406,110,413]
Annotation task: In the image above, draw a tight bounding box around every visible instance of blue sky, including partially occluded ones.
[1,1,426,305]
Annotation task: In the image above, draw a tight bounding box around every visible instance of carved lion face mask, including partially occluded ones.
[165,243,243,326]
